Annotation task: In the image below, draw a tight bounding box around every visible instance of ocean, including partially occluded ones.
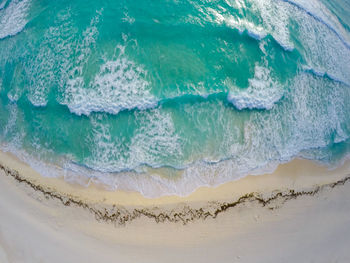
[0,0,349,197]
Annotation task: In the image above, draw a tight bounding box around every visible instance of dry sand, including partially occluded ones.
[1,150,350,263]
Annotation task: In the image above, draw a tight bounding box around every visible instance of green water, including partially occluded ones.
[0,0,349,196]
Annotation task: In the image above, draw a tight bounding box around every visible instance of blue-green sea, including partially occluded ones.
[0,0,350,196]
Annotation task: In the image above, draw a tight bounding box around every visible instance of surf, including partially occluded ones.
[0,0,349,197]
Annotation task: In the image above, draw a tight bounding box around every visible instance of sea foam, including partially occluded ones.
[227,65,283,110]
[0,0,7,10]
[0,0,349,198]
[0,0,30,39]
[65,57,157,116]
[84,108,182,173]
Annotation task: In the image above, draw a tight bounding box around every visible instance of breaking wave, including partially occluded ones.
[0,0,349,197]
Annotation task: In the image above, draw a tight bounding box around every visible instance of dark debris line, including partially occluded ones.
[1,163,350,226]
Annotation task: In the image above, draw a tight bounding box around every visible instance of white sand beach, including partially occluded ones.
[1,0,350,261]
[1,150,350,263]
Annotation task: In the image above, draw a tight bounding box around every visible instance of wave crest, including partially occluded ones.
[227,65,283,110]
[64,57,157,116]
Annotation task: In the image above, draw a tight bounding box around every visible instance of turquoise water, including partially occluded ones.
[0,0,350,196]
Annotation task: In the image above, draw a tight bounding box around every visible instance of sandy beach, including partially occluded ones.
[1,0,349,261]
[1,150,350,262]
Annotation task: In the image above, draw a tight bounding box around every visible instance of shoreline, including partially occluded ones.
[1,150,350,262]
[1,149,350,224]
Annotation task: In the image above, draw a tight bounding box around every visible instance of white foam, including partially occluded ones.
[64,57,156,116]
[1,0,350,198]
[251,0,294,51]
[294,7,350,86]
[2,103,17,139]
[2,70,349,198]
[0,0,7,10]
[0,0,31,39]
[284,0,350,47]
[59,11,157,116]
[122,11,135,24]
[25,9,77,107]
[84,108,182,173]
[83,115,129,173]
[248,0,350,84]
[204,6,268,41]
[227,64,283,110]
[1,103,25,149]
[6,91,19,102]
[128,108,183,168]
[249,72,349,163]
[200,0,295,50]
[26,9,105,108]
[204,0,350,54]
[227,17,267,40]
[74,11,100,67]
[27,59,54,107]
[290,73,350,147]
[265,0,350,85]
[6,65,25,103]
[1,135,284,197]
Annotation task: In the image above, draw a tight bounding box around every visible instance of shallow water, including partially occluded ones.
[0,0,349,196]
